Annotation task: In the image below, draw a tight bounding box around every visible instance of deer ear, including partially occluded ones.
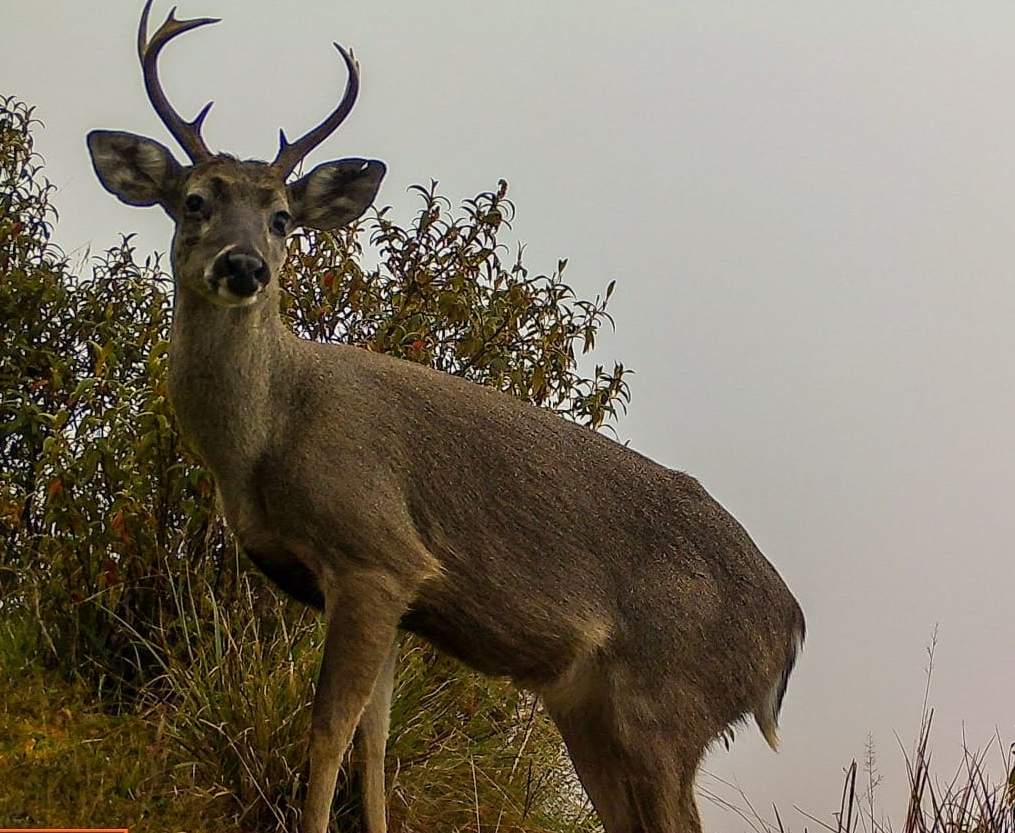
[87,130,182,208]
[288,159,386,231]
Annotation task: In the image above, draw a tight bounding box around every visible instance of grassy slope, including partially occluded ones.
[0,605,594,833]
[0,670,229,831]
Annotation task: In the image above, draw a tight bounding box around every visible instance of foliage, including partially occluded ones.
[821,642,1015,833]
[835,713,1014,833]
[0,97,225,690]
[0,95,623,831]
[280,179,628,429]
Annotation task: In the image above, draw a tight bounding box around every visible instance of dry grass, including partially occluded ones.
[702,635,1014,833]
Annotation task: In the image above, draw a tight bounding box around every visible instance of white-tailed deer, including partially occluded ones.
[87,4,806,832]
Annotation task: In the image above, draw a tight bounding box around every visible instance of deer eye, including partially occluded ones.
[184,193,206,215]
[270,210,292,237]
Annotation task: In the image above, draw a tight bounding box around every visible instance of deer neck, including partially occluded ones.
[167,285,294,472]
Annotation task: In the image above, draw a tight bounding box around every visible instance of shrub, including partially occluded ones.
[1,95,625,831]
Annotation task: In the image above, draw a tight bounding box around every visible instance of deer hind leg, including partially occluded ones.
[550,710,705,833]
[626,759,703,833]
[544,659,711,833]
[621,683,717,833]
[545,694,639,833]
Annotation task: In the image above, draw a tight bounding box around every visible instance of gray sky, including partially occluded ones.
[4,1,1014,828]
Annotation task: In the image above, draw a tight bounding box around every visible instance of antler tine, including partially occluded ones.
[138,0,220,162]
[272,42,360,178]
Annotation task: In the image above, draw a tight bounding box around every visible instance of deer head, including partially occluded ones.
[87,0,385,309]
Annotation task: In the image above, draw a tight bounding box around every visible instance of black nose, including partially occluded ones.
[215,249,269,297]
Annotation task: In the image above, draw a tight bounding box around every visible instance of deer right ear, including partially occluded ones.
[87,130,182,208]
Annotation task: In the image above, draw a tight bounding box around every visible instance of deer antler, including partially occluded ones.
[138,0,219,162]
[272,43,360,178]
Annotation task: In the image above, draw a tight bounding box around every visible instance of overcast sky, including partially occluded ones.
[4,1,1014,829]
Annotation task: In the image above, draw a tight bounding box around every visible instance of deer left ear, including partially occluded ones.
[288,158,386,232]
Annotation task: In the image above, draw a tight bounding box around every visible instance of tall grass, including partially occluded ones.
[838,713,1012,833]
[103,555,594,833]
[702,638,1014,833]
[704,726,1012,833]
[131,565,319,831]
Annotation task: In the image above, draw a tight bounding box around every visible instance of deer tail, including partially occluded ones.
[754,615,805,751]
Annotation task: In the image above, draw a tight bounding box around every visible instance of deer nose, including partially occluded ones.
[215,248,269,298]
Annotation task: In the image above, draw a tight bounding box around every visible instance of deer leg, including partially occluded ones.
[618,701,710,833]
[352,639,398,833]
[567,718,703,833]
[626,761,703,833]
[548,703,639,833]
[301,573,405,833]
[546,653,713,833]
[543,665,641,833]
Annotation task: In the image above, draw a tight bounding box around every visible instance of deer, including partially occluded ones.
[86,3,806,832]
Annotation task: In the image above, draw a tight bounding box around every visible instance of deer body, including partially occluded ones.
[88,5,805,832]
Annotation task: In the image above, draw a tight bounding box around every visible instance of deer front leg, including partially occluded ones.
[353,640,398,833]
[301,572,405,833]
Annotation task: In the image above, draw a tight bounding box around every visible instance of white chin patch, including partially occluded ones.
[211,282,261,307]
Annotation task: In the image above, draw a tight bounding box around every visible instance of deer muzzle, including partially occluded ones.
[211,247,270,300]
